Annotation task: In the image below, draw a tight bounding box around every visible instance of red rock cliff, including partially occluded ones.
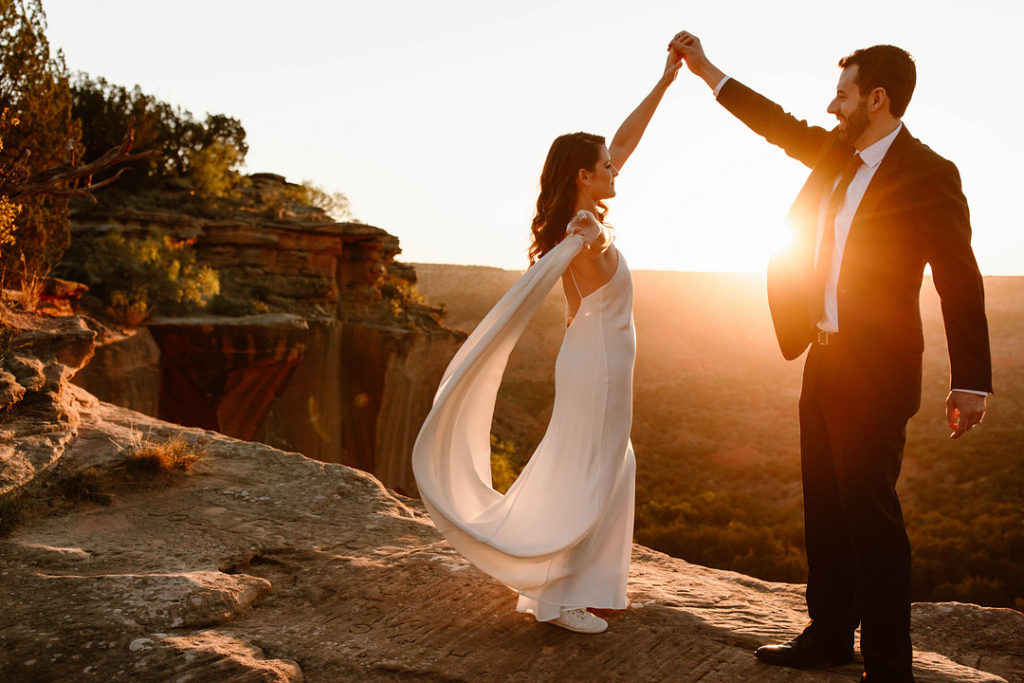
[70,173,464,494]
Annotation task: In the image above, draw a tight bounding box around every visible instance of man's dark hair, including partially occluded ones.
[839,45,916,118]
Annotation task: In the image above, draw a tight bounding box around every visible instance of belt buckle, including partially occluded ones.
[816,329,831,346]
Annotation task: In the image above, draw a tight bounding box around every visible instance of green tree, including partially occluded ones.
[0,109,22,256]
[187,138,245,199]
[70,75,247,197]
[0,0,82,278]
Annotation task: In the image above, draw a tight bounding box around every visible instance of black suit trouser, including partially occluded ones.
[799,338,921,679]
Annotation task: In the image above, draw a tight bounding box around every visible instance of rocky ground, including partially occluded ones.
[1,313,1022,681]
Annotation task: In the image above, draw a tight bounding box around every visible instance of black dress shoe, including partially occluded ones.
[754,628,854,669]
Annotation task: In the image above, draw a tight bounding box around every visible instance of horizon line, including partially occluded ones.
[406,261,1024,277]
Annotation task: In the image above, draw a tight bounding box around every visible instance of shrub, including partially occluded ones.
[0,193,17,252]
[124,434,203,474]
[57,230,219,325]
[288,180,353,221]
[187,138,245,199]
[0,109,21,256]
[206,292,269,317]
[59,467,113,505]
[252,176,354,222]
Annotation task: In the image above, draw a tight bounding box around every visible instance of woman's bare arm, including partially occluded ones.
[608,47,682,170]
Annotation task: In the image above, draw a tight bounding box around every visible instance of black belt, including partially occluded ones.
[815,329,838,346]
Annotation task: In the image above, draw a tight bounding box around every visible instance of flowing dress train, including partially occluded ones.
[411,234,636,622]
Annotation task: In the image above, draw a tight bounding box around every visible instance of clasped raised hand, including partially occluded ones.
[667,30,725,90]
[669,31,704,68]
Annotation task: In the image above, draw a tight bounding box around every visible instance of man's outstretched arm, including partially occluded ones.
[670,30,831,169]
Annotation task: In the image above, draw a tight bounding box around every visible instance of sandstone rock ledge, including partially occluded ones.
[1,394,1021,682]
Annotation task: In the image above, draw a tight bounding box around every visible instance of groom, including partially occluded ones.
[671,33,992,682]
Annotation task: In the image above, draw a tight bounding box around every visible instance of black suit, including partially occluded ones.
[716,79,992,678]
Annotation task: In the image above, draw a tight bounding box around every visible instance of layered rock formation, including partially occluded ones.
[255,317,461,496]
[1,315,1022,681]
[69,174,464,494]
[0,311,95,497]
[71,322,161,418]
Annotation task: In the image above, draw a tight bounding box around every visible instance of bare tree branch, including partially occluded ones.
[8,121,158,202]
[44,167,137,203]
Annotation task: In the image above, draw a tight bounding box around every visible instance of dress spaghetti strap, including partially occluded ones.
[567,265,584,300]
[566,264,584,327]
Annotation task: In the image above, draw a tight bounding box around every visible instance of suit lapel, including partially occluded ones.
[767,128,913,361]
[847,126,912,236]
[768,134,854,360]
[786,135,854,269]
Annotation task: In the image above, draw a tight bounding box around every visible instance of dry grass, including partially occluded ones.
[123,434,204,475]
[13,254,45,313]
[59,467,114,505]
[0,433,206,535]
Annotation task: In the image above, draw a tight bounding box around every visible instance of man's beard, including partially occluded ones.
[837,99,870,144]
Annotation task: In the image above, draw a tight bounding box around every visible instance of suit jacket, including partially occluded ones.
[717,78,992,394]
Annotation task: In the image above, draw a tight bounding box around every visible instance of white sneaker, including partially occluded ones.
[550,608,608,634]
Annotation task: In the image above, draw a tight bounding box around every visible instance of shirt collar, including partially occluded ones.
[857,122,903,169]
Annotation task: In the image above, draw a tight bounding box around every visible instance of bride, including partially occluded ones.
[413,43,682,634]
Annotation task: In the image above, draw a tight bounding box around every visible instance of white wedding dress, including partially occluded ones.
[411,232,636,621]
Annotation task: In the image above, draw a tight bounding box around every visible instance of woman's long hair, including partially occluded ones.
[528,132,608,265]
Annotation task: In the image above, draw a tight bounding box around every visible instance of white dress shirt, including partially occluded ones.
[815,122,902,334]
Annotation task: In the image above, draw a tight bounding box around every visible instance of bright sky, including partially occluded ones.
[44,0,1023,273]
